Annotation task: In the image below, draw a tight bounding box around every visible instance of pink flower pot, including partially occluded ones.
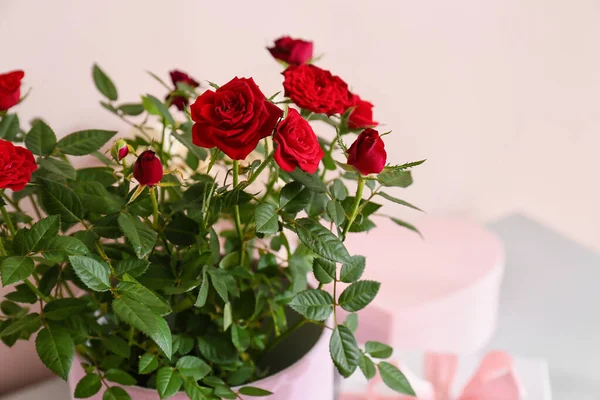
[68,323,333,400]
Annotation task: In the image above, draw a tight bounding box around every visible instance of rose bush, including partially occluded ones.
[0,38,425,400]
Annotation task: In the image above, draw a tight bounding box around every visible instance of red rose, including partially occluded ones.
[169,70,199,88]
[0,70,24,111]
[0,139,37,191]
[347,128,387,175]
[166,93,189,111]
[268,36,313,65]
[166,70,199,111]
[133,150,163,186]
[274,108,324,174]
[348,94,377,129]
[190,77,283,160]
[282,64,351,116]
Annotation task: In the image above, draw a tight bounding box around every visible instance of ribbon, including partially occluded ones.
[340,351,522,400]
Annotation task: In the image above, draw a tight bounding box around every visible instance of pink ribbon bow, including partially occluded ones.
[341,351,522,400]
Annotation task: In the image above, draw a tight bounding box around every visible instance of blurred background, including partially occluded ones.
[1,0,599,398]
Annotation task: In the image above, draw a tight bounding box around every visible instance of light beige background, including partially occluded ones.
[1,0,599,393]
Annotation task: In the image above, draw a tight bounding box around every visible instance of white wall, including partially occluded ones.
[1,0,600,250]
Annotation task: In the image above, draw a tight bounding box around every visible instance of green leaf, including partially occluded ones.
[39,179,83,223]
[43,298,88,321]
[74,374,102,398]
[344,313,358,333]
[288,168,328,193]
[113,296,172,359]
[57,129,117,156]
[173,131,208,161]
[69,255,111,292]
[156,367,182,399]
[102,335,131,358]
[340,255,366,283]
[118,103,144,116]
[214,386,236,399]
[378,362,416,395]
[114,259,150,277]
[288,289,333,321]
[93,64,118,101]
[76,182,124,214]
[39,236,88,263]
[255,203,279,235]
[102,387,131,400]
[0,313,41,337]
[195,271,209,308]
[223,302,233,331]
[365,341,393,359]
[312,258,336,284]
[279,182,311,213]
[76,167,118,186]
[117,281,171,316]
[295,218,350,263]
[23,215,60,253]
[176,356,211,380]
[1,256,34,285]
[338,280,380,312]
[138,353,159,374]
[183,380,210,400]
[164,213,199,246]
[105,369,137,386]
[326,200,346,227]
[26,121,57,156]
[231,324,250,352]
[39,266,60,296]
[390,218,422,237]
[35,325,74,380]
[329,325,360,377]
[145,95,175,126]
[38,158,76,180]
[358,354,377,380]
[330,179,348,201]
[118,212,158,259]
[238,387,273,396]
[377,170,413,188]
[0,114,19,140]
[377,192,423,212]
[5,284,37,304]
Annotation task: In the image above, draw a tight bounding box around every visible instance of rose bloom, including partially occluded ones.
[133,150,163,186]
[347,128,387,175]
[0,70,24,111]
[274,108,324,174]
[166,70,200,111]
[0,139,37,191]
[282,64,351,116]
[348,94,377,130]
[190,77,282,160]
[267,36,313,65]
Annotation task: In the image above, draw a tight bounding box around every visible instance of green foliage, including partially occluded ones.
[378,362,416,395]
[26,120,57,156]
[93,64,118,101]
[0,59,422,399]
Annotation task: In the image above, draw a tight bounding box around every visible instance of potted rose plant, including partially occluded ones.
[0,37,424,399]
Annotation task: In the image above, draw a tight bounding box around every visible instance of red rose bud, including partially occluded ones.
[348,94,378,129]
[0,70,24,111]
[274,108,324,174]
[268,36,313,66]
[0,139,37,191]
[190,77,282,160]
[166,93,189,111]
[169,70,200,88]
[282,64,352,116]
[111,139,129,161]
[133,150,163,186]
[347,128,387,175]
